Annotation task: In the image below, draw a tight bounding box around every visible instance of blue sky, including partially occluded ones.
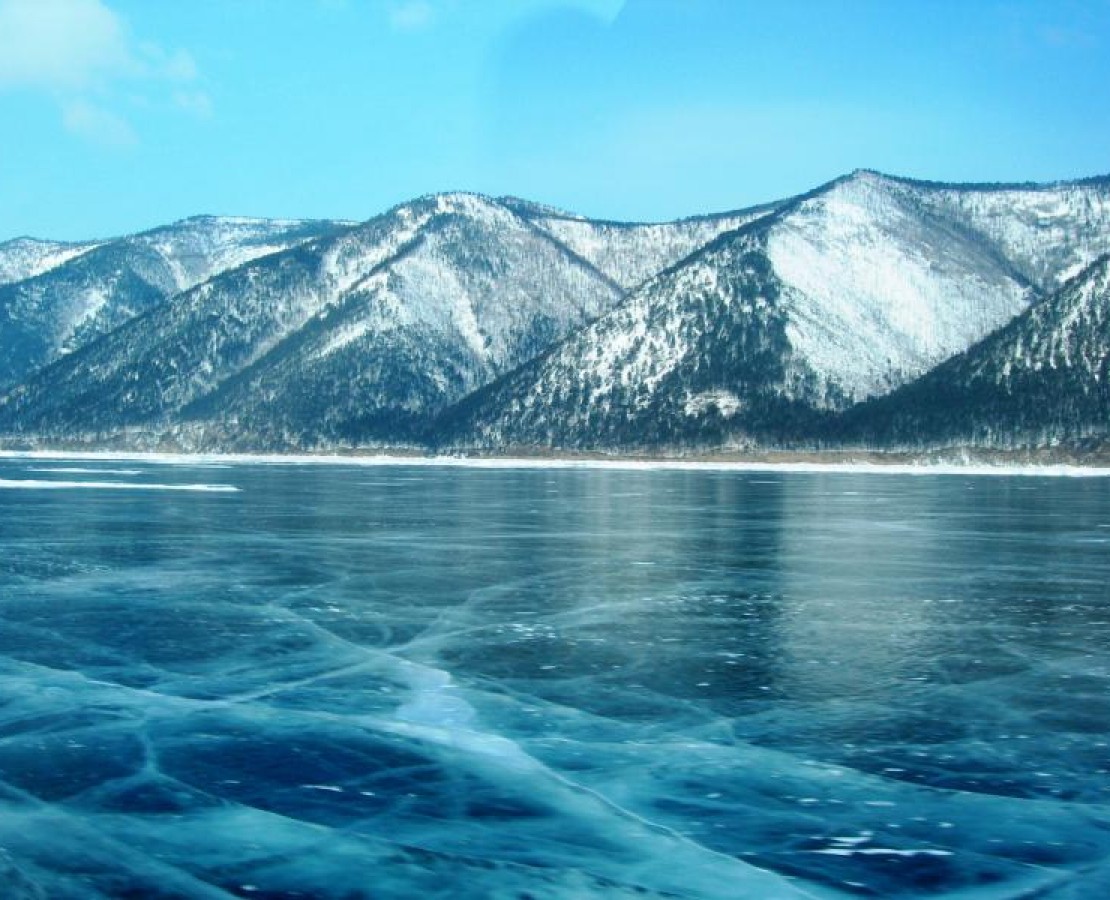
[2,0,1109,241]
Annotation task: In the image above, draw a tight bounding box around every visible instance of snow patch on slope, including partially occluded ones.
[59,286,112,351]
[684,390,743,417]
[529,209,774,291]
[0,238,103,286]
[141,217,348,294]
[768,174,1032,402]
[321,206,434,297]
[352,194,619,372]
[918,180,1110,291]
[314,320,375,360]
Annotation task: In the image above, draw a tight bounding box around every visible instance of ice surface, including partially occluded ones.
[0,459,1108,897]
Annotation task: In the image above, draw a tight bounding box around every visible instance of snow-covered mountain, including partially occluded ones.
[1,172,1108,458]
[0,237,102,286]
[501,197,779,291]
[0,216,352,389]
[0,194,629,447]
[441,171,1044,451]
[906,174,1110,291]
[177,194,631,449]
[833,254,1110,455]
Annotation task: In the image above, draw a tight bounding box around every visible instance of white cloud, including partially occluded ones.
[62,98,137,147]
[140,43,199,82]
[561,0,624,25]
[390,0,435,32]
[0,0,132,90]
[173,89,213,119]
[0,0,207,147]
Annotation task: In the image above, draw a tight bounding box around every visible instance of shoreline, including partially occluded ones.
[2,448,1109,478]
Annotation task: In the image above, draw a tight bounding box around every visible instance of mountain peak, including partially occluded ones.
[404,190,502,213]
[495,196,585,221]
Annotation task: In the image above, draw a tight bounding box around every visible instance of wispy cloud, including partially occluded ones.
[568,0,624,25]
[389,0,436,32]
[173,89,213,119]
[143,44,200,82]
[0,0,131,90]
[0,0,209,145]
[61,98,137,147]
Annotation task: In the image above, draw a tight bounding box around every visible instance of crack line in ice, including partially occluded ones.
[812,847,954,857]
[365,657,839,900]
[392,567,604,655]
[215,659,383,706]
[0,784,240,899]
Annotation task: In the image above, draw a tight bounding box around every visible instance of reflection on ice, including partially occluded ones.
[0,460,1108,897]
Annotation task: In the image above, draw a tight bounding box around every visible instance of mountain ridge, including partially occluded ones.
[0,215,354,390]
[1,171,1108,460]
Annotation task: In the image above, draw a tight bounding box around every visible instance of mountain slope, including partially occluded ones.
[439,172,1039,452]
[502,197,780,291]
[903,173,1110,291]
[2,172,1109,457]
[0,237,102,286]
[0,194,624,447]
[832,255,1110,452]
[0,216,351,389]
[176,194,626,449]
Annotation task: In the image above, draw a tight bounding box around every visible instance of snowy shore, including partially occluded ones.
[2,449,1109,478]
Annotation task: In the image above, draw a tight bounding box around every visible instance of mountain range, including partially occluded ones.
[1,170,1108,461]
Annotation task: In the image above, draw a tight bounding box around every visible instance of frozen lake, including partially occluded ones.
[1,457,1108,899]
